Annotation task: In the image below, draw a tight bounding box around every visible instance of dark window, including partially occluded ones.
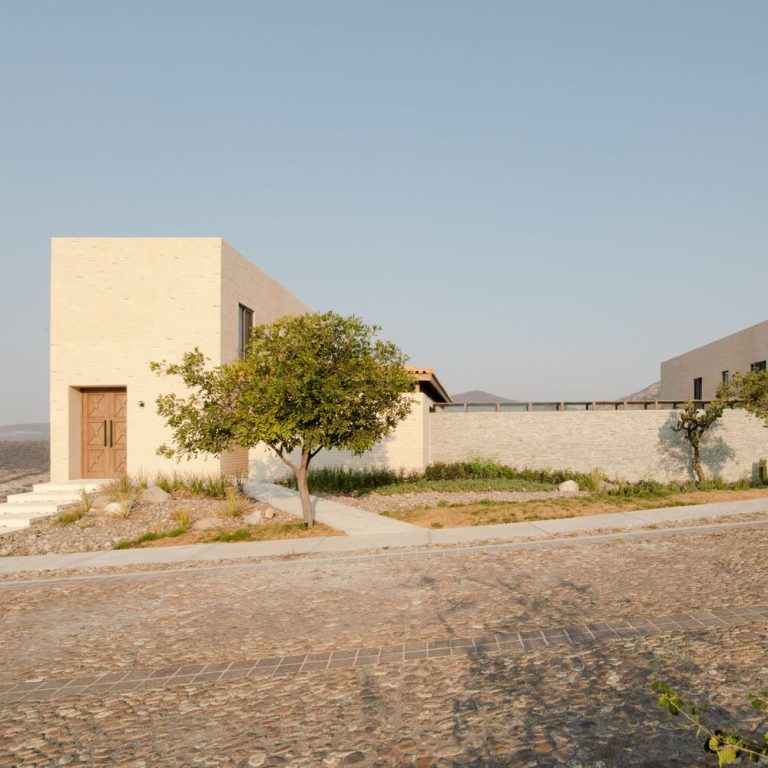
[751,360,767,372]
[722,370,729,384]
[693,377,702,399]
[238,304,253,358]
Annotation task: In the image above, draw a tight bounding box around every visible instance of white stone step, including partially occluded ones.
[6,491,82,504]
[0,501,66,513]
[0,508,57,526]
[33,480,105,493]
[0,523,24,535]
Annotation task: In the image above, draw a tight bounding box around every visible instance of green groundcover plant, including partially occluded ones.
[652,681,768,765]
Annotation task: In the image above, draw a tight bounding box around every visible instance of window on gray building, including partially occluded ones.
[693,377,702,399]
[722,370,729,384]
[751,361,767,372]
[238,304,253,358]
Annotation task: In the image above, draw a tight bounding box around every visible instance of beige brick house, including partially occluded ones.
[50,237,310,481]
[660,321,768,401]
[50,237,451,483]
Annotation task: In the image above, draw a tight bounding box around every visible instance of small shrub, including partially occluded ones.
[113,531,164,549]
[430,522,444,529]
[280,466,413,494]
[56,507,86,525]
[212,527,253,543]
[105,477,137,518]
[78,487,93,514]
[587,466,602,492]
[106,476,135,502]
[203,475,231,498]
[151,472,233,498]
[113,524,187,549]
[222,486,247,518]
[153,472,173,494]
[759,459,768,485]
[132,470,149,489]
[170,508,192,533]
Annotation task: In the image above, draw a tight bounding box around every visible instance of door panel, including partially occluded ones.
[81,390,127,478]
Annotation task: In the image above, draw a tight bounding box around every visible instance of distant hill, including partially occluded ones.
[450,390,518,403]
[0,423,50,441]
[621,382,661,401]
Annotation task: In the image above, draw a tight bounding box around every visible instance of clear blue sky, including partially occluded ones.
[1,1,766,424]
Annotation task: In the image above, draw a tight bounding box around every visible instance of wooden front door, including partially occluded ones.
[82,390,127,478]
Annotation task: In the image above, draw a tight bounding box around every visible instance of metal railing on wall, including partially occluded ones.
[431,400,714,413]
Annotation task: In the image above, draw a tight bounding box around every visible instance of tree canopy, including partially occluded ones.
[718,369,768,425]
[151,311,416,526]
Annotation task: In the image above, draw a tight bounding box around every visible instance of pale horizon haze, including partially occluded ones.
[1,1,766,425]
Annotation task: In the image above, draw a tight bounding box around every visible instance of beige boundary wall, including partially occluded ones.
[50,237,309,481]
[249,407,768,484]
[428,409,768,483]
[248,393,431,482]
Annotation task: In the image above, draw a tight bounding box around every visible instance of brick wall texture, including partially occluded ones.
[51,237,308,481]
[250,405,768,484]
[428,409,768,483]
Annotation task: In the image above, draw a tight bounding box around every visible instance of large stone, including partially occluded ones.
[90,493,112,510]
[558,480,580,494]
[103,501,123,515]
[141,486,171,504]
[244,510,263,525]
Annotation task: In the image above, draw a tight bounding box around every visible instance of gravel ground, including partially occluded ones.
[323,489,581,514]
[0,524,767,766]
[0,491,288,557]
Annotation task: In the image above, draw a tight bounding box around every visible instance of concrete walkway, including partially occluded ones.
[0,495,766,575]
[243,481,418,535]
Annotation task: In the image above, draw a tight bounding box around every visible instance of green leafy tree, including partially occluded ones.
[718,369,768,425]
[671,400,726,483]
[151,312,415,527]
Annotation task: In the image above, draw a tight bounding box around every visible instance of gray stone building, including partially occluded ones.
[660,321,768,400]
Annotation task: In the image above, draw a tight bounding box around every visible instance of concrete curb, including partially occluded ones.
[0,496,766,575]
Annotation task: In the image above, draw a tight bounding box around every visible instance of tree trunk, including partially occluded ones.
[692,443,704,484]
[296,449,314,528]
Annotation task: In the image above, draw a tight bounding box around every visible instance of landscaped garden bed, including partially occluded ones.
[0,474,340,557]
[294,461,768,529]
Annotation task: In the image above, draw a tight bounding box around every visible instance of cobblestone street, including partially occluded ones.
[2,524,767,767]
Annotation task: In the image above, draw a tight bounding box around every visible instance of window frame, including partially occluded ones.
[693,377,703,400]
[238,304,254,358]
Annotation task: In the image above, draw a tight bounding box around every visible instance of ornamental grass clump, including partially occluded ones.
[106,477,138,519]
[587,466,602,493]
[222,486,247,518]
[170,508,192,533]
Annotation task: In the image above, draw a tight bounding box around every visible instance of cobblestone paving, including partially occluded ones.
[1,525,767,766]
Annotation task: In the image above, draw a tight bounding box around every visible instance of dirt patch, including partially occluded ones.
[0,441,50,501]
[354,488,768,528]
[322,488,586,514]
[0,488,340,556]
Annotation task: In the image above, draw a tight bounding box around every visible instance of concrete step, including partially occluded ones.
[0,523,25,535]
[6,491,82,504]
[0,508,58,526]
[32,480,105,493]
